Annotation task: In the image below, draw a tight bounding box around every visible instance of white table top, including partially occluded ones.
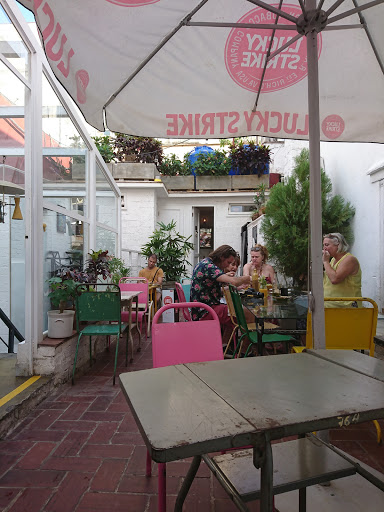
[120,290,142,302]
[119,351,384,463]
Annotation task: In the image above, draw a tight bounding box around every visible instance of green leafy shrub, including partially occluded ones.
[261,149,355,288]
[193,150,231,176]
[92,135,116,163]
[158,154,191,176]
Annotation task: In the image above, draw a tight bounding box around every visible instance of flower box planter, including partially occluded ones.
[161,176,194,190]
[231,174,269,190]
[196,176,231,191]
[112,163,156,180]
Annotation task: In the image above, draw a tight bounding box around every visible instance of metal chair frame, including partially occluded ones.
[73,283,128,386]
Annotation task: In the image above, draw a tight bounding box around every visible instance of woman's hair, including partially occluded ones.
[209,245,237,265]
[234,252,241,266]
[250,244,269,262]
[323,233,349,253]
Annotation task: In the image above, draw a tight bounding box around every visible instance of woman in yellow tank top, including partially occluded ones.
[322,233,362,308]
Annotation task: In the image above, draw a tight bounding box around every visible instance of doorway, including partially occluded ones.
[192,207,214,266]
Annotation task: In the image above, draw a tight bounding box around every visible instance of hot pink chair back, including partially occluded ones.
[175,282,192,322]
[148,302,224,512]
[118,277,151,338]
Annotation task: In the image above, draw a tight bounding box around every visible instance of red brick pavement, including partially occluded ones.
[0,335,383,511]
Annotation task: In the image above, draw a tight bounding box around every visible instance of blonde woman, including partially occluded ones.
[243,245,275,284]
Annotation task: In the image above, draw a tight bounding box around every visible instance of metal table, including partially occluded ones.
[119,351,384,512]
[242,294,308,354]
[120,290,142,362]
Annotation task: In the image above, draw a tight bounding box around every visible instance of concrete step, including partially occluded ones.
[0,354,54,439]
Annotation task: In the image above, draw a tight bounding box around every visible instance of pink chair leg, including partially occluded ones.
[146,450,152,477]
[158,463,166,512]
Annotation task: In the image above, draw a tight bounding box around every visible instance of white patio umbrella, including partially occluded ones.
[18,0,384,347]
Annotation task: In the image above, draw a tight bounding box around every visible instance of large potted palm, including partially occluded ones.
[141,220,194,285]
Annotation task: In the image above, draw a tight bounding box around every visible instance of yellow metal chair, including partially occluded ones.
[292,297,381,443]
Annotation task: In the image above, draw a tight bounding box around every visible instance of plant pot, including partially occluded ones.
[195,176,231,191]
[47,310,75,338]
[112,162,156,180]
[161,176,194,190]
[231,174,269,190]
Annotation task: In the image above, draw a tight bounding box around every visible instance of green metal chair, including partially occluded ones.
[73,283,128,385]
[229,285,296,357]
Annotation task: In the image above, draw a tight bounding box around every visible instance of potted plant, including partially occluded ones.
[253,183,267,217]
[91,135,116,164]
[228,139,271,189]
[141,220,194,284]
[158,154,194,190]
[108,255,131,284]
[193,150,232,190]
[47,277,78,338]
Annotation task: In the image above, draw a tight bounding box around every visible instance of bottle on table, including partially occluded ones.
[252,269,259,291]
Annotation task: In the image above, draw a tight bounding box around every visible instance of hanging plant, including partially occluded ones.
[228,139,271,176]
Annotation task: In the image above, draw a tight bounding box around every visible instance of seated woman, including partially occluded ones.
[190,245,253,326]
[322,232,362,307]
[242,244,275,284]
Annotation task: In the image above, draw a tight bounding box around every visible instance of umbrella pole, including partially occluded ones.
[306,11,326,350]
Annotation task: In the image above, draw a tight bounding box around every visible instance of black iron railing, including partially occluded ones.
[0,308,24,353]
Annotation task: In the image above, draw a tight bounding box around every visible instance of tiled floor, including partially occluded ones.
[0,334,383,512]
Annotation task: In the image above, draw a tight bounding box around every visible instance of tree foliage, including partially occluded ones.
[261,149,355,287]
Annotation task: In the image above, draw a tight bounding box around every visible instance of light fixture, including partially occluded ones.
[0,158,24,223]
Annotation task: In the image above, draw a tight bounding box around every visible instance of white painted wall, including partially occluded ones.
[120,186,158,253]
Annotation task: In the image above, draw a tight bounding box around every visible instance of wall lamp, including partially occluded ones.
[0,183,24,223]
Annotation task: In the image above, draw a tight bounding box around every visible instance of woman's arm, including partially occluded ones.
[322,253,359,284]
[218,274,251,287]
[242,263,252,276]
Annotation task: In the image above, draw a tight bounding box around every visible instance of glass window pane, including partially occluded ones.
[42,74,87,215]
[229,204,254,213]
[43,208,88,332]
[96,226,116,255]
[96,164,117,228]
[0,6,30,79]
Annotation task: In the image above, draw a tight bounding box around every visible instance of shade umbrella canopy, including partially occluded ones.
[18,0,384,347]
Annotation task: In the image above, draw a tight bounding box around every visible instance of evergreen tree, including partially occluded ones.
[261,149,355,288]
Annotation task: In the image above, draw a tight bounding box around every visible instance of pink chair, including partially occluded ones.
[175,282,192,321]
[118,277,153,338]
[147,302,223,512]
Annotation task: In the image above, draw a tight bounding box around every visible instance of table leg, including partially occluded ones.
[128,299,134,363]
[174,455,202,512]
[253,436,273,512]
[134,295,142,352]
[257,319,265,356]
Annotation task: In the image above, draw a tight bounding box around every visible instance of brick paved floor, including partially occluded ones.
[0,335,383,512]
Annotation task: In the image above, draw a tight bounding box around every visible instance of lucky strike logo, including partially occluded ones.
[225,5,322,93]
[322,115,345,139]
[105,0,160,6]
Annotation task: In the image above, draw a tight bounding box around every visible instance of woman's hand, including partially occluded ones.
[322,249,331,264]
[226,271,236,277]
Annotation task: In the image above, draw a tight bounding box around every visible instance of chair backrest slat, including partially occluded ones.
[119,277,149,310]
[75,284,121,330]
[306,297,378,357]
[229,285,248,334]
[151,302,223,368]
[175,282,192,321]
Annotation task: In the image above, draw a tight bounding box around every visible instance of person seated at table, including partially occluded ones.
[224,253,248,291]
[190,245,253,327]
[322,232,362,308]
[139,253,164,304]
[243,244,275,284]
